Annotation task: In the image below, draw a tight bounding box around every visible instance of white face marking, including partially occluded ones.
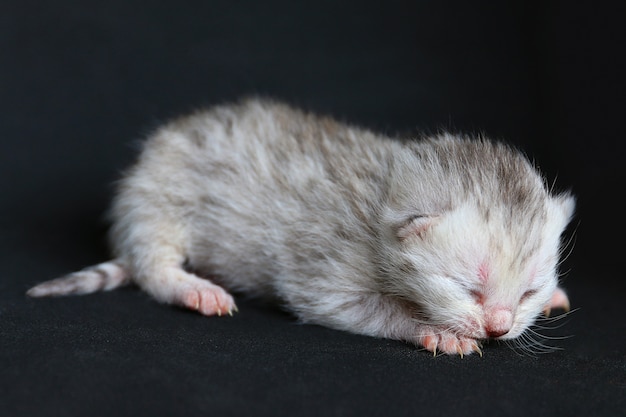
[392,196,571,340]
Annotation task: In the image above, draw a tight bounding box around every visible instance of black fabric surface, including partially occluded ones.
[2,1,625,416]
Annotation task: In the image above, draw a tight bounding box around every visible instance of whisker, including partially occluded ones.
[506,336,541,357]
[536,307,579,325]
[557,221,579,267]
[516,332,561,355]
[506,324,570,356]
[557,268,572,279]
[531,321,572,331]
[526,327,573,341]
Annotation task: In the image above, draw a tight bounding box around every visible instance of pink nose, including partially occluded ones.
[485,308,513,339]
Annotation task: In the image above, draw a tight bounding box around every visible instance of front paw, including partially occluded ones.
[419,328,483,357]
[543,286,570,317]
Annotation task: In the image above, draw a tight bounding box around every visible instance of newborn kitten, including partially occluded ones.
[27,98,575,356]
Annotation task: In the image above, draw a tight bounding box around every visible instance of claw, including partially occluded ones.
[457,346,464,358]
[543,306,551,317]
[431,339,438,357]
[228,309,233,316]
[217,308,222,317]
[233,305,239,313]
[472,342,483,358]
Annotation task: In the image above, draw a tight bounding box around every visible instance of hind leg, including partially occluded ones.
[110,188,237,315]
[155,267,236,316]
[134,262,237,316]
[122,231,237,316]
[124,236,236,316]
[109,171,240,316]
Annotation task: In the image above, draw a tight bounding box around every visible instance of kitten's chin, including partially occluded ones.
[455,317,525,340]
[494,326,525,340]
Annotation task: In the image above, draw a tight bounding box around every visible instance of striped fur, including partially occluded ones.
[27,261,129,297]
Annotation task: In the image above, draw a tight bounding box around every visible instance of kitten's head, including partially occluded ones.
[380,136,575,341]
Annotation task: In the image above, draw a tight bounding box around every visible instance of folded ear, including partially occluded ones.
[396,215,439,241]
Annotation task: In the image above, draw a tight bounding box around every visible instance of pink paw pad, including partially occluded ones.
[420,332,482,357]
[543,287,570,317]
[180,285,237,317]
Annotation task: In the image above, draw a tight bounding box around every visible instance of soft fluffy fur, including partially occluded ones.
[27,98,575,356]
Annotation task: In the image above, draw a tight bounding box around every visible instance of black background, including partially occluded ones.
[1,1,624,416]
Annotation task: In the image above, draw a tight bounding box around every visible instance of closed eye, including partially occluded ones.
[520,289,538,302]
[469,289,485,304]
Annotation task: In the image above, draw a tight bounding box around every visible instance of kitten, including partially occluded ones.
[28,98,574,356]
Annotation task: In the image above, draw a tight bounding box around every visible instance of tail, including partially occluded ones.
[26,259,131,297]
